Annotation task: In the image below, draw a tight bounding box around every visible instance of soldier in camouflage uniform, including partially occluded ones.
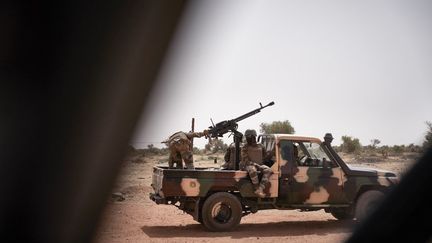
[240,129,272,198]
[221,142,240,170]
[163,130,208,169]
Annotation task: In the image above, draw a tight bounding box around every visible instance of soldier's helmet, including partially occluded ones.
[244,129,257,137]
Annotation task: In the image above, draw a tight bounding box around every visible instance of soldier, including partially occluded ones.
[293,144,301,165]
[263,146,276,167]
[221,142,239,170]
[240,129,273,198]
[163,130,208,169]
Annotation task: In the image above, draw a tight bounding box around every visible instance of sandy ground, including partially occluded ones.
[94,153,415,243]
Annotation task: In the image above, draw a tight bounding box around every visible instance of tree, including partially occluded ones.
[379,145,389,158]
[392,145,404,155]
[146,144,159,154]
[341,135,362,154]
[193,147,201,154]
[205,139,228,153]
[370,139,381,149]
[423,121,432,150]
[204,143,211,152]
[259,120,295,134]
[408,143,421,153]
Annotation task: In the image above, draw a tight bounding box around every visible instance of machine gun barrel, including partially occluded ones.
[232,101,274,123]
[207,101,275,138]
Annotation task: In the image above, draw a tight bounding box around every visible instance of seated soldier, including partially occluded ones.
[240,129,273,198]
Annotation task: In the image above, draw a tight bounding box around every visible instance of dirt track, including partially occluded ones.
[94,153,414,243]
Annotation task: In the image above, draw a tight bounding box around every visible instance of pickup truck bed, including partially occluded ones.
[151,166,278,200]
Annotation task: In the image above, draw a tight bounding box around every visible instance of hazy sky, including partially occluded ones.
[132,0,432,149]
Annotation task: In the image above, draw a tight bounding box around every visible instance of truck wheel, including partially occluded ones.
[330,208,354,220]
[355,190,384,221]
[201,192,242,232]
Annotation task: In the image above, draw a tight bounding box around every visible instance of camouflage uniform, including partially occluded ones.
[164,130,207,169]
[241,129,272,198]
[221,143,239,170]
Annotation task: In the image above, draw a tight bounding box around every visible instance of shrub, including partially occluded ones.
[379,145,389,158]
[259,120,295,134]
[370,139,381,149]
[341,135,362,154]
[391,145,404,155]
[205,139,228,153]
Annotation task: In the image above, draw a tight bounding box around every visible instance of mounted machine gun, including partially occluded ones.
[207,101,275,170]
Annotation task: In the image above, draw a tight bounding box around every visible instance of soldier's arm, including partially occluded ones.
[186,129,208,139]
[241,146,249,162]
[186,132,201,139]
[239,146,250,170]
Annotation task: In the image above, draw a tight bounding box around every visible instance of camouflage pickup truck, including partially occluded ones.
[150,133,399,231]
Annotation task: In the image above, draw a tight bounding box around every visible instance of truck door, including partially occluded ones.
[278,140,347,205]
[278,140,296,202]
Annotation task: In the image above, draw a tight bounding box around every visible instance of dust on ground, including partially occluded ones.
[94,152,416,243]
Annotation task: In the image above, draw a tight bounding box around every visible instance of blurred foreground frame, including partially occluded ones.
[347,148,432,243]
[0,1,187,242]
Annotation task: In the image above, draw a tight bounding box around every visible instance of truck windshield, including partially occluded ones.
[304,142,330,161]
[279,140,336,168]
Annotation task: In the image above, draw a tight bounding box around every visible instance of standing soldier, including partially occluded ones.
[240,129,273,198]
[163,130,208,169]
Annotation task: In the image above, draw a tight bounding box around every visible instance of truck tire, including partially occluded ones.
[355,190,384,221]
[201,192,242,232]
[330,208,354,220]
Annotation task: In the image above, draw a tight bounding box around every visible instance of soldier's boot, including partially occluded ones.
[182,151,195,170]
[254,185,265,198]
[185,162,195,170]
[186,164,195,170]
